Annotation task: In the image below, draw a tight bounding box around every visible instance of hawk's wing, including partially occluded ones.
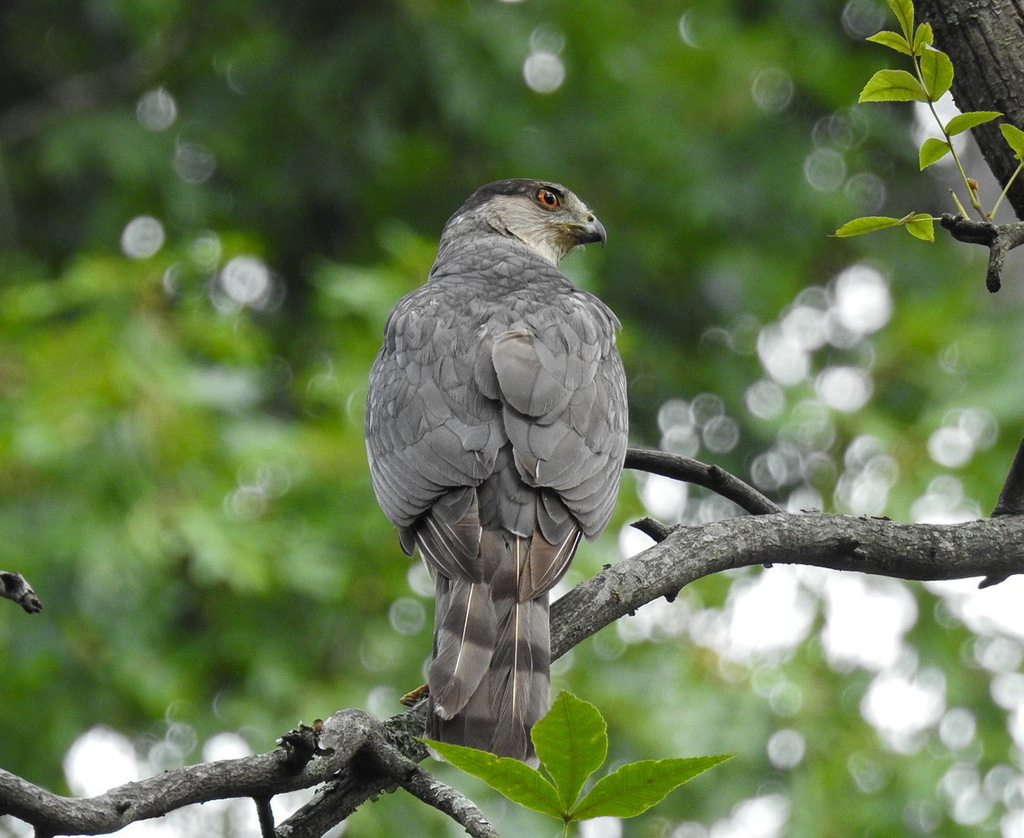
[365,263,626,592]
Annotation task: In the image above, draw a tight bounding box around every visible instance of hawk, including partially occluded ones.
[365,178,628,761]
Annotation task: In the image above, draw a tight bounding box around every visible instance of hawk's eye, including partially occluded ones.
[535,187,560,209]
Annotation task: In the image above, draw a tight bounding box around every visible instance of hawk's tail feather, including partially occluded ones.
[488,591,550,762]
[425,529,553,763]
[428,575,495,719]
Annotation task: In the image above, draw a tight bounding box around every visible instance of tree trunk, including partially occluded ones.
[917,0,1024,219]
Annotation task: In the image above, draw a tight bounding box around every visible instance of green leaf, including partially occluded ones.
[885,0,915,42]
[919,47,954,101]
[858,69,927,103]
[919,137,951,169]
[905,213,936,241]
[912,21,933,52]
[422,739,564,818]
[532,691,608,810]
[1001,124,1024,161]
[865,30,911,54]
[945,111,1002,136]
[572,756,733,820]
[833,216,906,237]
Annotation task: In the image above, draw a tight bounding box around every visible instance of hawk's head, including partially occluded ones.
[444,178,606,266]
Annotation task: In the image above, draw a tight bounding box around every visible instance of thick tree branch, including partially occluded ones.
[0,571,42,613]
[274,708,429,837]
[550,512,1024,658]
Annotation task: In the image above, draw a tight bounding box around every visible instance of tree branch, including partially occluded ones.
[0,709,389,836]
[550,512,1024,658]
[255,796,276,838]
[979,435,1024,587]
[274,708,429,837]
[3,454,1024,837]
[939,215,1024,291]
[993,437,1024,518]
[624,448,782,515]
[397,766,499,838]
[0,571,42,613]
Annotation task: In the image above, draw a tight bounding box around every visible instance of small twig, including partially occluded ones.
[631,516,674,543]
[0,571,42,613]
[276,720,333,771]
[939,215,1024,292]
[993,437,1024,518]
[254,796,275,838]
[981,436,1024,588]
[624,448,782,516]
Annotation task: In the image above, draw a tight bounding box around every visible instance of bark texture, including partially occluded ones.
[918,0,1024,218]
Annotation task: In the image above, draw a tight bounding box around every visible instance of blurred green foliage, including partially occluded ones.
[2,1,1023,836]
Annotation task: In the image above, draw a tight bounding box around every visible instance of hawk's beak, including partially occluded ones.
[576,216,607,248]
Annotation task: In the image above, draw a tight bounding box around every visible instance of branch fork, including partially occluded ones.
[940,214,1024,292]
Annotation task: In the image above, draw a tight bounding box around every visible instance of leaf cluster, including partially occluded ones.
[425,692,730,835]
[835,0,1024,239]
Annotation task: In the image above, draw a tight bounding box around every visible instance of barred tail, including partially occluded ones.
[426,530,552,763]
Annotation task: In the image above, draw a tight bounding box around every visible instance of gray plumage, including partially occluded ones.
[365,178,628,761]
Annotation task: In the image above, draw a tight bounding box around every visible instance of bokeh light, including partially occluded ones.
[821,575,916,671]
[815,365,873,413]
[861,663,946,752]
[214,255,278,312]
[120,216,165,259]
[136,88,177,132]
[803,148,847,192]
[523,51,565,94]
[750,67,793,114]
[832,264,892,336]
[841,0,888,38]
[173,139,217,184]
[767,728,806,770]
[927,407,998,468]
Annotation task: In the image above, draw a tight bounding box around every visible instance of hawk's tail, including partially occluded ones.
[426,530,552,763]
